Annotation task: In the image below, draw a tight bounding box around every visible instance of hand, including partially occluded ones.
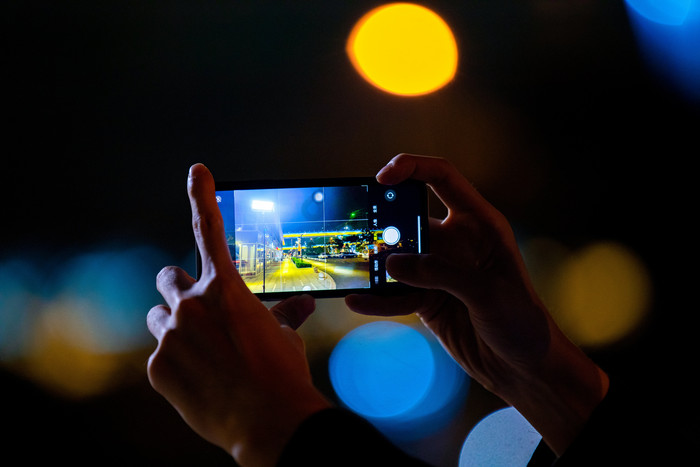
[146,164,330,467]
[349,154,551,390]
[346,154,608,455]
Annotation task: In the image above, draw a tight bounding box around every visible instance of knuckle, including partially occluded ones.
[436,157,458,177]
[156,265,178,282]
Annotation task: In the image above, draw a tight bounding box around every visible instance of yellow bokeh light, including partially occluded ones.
[523,238,653,348]
[552,242,653,348]
[20,298,138,398]
[347,3,459,96]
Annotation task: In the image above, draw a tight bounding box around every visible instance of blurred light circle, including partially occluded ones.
[330,321,434,418]
[625,0,700,100]
[17,244,172,397]
[625,0,693,25]
[47,245,168,353]
[347,3,458,96]
[459,407,541,467]
[329,320,468,440]
[0,258,41,361]
[552,241,652,348]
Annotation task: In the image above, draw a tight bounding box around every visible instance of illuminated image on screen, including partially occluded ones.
[216,182,421,295]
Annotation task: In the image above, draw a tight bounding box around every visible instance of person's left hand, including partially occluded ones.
[146,163,330,467]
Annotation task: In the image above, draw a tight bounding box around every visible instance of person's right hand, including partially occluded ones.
[346,154,608,456]
[147,164,330,467]
[347,154,552,392]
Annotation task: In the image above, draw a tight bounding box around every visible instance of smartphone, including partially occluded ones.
[196,177,429,300]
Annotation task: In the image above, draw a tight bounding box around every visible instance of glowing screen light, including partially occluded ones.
[459,407,542,467]
[347,3,459,96]
[329,320,468,441]
[625,0,700,101]
[251,199,275,212]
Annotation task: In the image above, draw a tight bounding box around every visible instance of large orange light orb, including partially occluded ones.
[347,3,459,96]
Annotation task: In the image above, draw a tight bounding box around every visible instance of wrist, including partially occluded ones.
[231,392,332,467]
[496,319,609,456]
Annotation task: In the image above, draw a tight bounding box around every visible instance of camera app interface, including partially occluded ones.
[216,181,423,295]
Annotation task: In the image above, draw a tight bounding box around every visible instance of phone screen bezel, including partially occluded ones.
[195,176,429,301]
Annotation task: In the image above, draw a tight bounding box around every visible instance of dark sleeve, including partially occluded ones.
[528,380,680,466]
[277,408,433,467]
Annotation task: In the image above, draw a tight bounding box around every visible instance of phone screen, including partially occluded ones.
[203,177,428,300]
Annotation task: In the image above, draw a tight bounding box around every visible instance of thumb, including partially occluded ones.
[386,253,459,291]
[270,294,316,330]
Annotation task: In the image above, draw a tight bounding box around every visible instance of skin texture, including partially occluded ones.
[147,155,608,465]
[146,163,330,467]
[346,154,609,455]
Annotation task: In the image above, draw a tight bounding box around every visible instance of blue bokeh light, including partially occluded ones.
[625,0,700,101]
[330,321,434,418]
[329,321,468,440]
[0,258,41,361]
[1,243,170,363]
[50,244,169,353]
[459,407,542,467]
[625,0,693,26]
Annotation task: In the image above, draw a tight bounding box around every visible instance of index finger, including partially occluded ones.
[376,153,492,215]
[188,163,235,277]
